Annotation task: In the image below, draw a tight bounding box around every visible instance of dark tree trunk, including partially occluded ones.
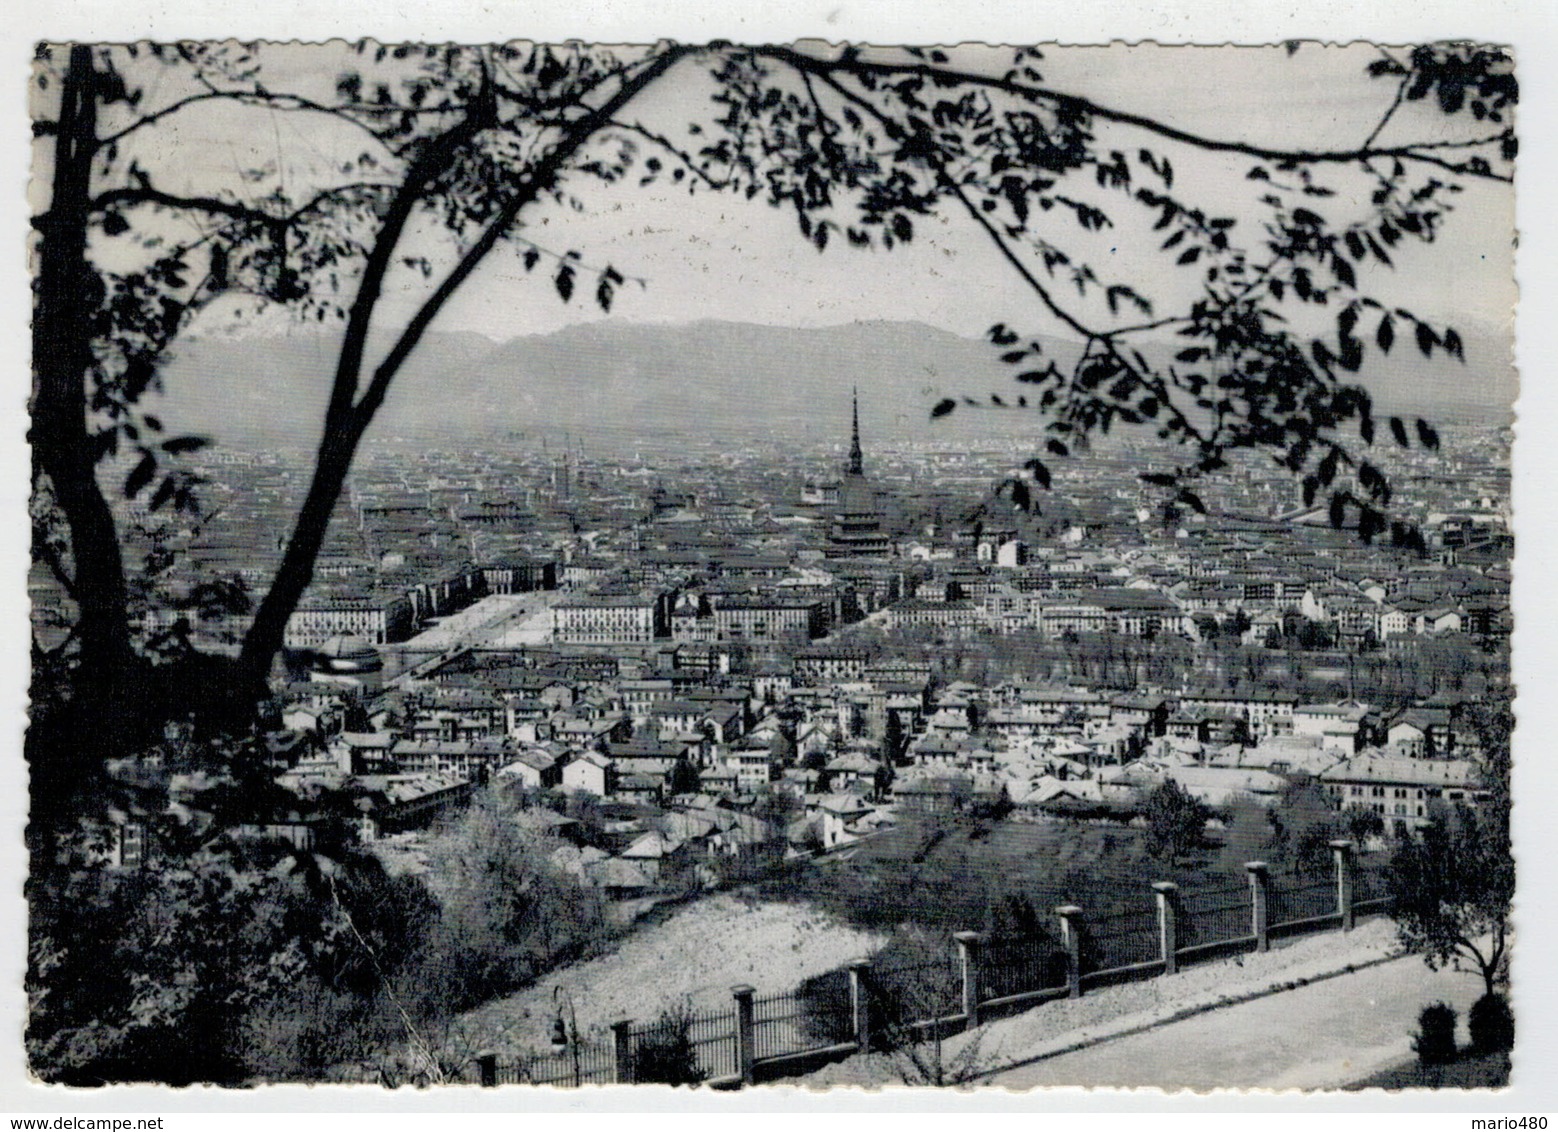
[237,47,689,686]
[30,45,141,797]
[238,436,354,684]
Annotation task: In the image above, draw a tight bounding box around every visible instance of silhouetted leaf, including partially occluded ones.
[1177,488,1206,514]
[147,476,177,512]
[124,452,156,499]
[1376,315,1395,354]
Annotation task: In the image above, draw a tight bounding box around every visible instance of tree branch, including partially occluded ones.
[810,66,1213,453]
[757,46,1515,183]
[1362,75,1410,151]
[36,541,78,599]
[350,46,697,432]
[239,45,697,677]
[606,119,730,189]
[90,180,397,228]
[97,88,401,150]
[89,186,283,227]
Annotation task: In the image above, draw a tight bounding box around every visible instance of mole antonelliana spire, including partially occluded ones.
[848,386,864,477]
[827,387,891,558]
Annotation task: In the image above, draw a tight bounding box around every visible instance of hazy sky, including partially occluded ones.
[427,43,1516,341]
[74,42,1516,344]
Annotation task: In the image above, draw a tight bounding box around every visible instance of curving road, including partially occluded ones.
[984,950,1491,1091]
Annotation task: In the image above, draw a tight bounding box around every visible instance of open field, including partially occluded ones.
[455,893,886,1057]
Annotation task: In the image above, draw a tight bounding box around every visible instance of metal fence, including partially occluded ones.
[869,956,962,1027]
[1084,907,1160,973]
[476,847,1398,1088]
[1177,879,1254,952]
[1268,868,1339,928]
[500,1039,616,1086]
[752,988,851,1061]
[629,1003,741,1084]
[1354,859,1394,908]
[981,934,1067,1002]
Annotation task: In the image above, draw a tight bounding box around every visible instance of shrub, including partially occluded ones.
[632,1003,707,1086]
[1413,1002,1459,1065]
[1468,993,1515,1054]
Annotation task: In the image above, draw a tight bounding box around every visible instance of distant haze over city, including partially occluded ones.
[161,318,1517,451]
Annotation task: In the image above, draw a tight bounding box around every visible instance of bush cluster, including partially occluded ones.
[1413,1002,1459,1066]
[27,788,613,1084]
[1468,993,1515,1055]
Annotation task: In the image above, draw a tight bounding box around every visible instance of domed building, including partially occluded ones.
[310,634,385,690]
[826,389,892,559]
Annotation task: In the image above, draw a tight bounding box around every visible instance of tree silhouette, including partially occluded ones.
[1389,707,1513,998]
[1141,779,1210,861]
[30,40,1514,795]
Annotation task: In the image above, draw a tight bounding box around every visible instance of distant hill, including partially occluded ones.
[157,317,1517,450]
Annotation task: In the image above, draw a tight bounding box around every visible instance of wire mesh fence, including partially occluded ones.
[1084,907,1161,973]
[1177,879,1254,951]
[1354,858,1394,908]
[868,955,963,1035]
[981,934,1068,1001]
[1268,869,1339,928]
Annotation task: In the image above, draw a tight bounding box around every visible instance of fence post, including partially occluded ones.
[1152,882,1179,976]
[732,984,756,1086]
[1246,861,1270,953]
[476,1050,497,1088]
[1056,905,1083,999]
[610,1018,635,1085]
[1330,838,1356,931]
[953,931,984,1029]
[848,958,872,1054]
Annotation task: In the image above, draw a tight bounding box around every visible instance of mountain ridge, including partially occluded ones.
[159,317,1517,449]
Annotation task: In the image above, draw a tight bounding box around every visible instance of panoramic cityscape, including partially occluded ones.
[25,39,1516,1095]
